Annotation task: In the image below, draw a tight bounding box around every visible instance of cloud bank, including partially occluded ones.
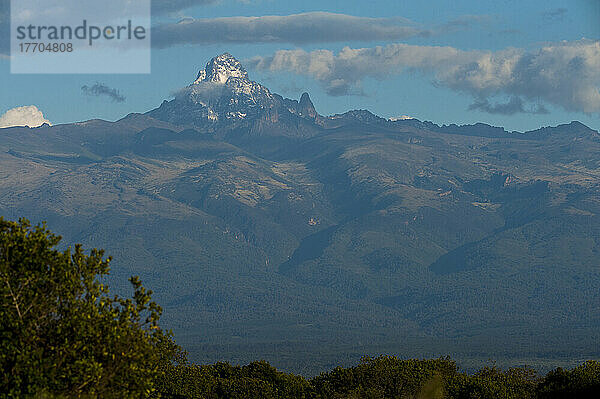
[152,0,217,16]
[81,83,126,103]
[0,106,51,128]
[468,97,548,115]
[249,40,600,114]
[541,8,568,21]
[152,12,430,47]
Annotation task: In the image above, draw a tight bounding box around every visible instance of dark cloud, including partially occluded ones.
[498,29,521,36]
[438,15,490,33]
[152,0,218,15]
[541,8,568,21]
[250,40,600,114]
[152,12,431,47]
[81,83,126,103]
[469,97,549,115]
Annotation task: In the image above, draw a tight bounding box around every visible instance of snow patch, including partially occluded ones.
[389,115,414,121]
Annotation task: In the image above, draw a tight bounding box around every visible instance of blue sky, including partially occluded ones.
[1,0,599,132]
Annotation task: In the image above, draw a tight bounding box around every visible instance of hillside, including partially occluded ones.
[0,54,599,373]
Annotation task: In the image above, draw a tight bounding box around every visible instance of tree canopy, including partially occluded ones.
[0,218,178,397]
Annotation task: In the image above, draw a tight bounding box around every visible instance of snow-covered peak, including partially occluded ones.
[189,53,273,107]
[194,53,248,85]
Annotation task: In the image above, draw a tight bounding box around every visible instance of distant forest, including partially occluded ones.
[155,356,600,399]
[1,218,599,398]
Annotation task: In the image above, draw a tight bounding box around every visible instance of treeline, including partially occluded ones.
[1,218,599,398]
[155,356,600,399]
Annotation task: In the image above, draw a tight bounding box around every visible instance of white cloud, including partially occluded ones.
[249,40,600,114]
[249,44,479,96]
[0,106,51,128]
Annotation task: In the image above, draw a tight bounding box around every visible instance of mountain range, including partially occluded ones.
[1,53,599,374]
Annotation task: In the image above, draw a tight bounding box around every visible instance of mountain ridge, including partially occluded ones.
[143,53,598,141]
[0,53,599,374]
[6,53,596,142]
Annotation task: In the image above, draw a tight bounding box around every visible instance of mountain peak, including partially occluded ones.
[194,53,248,85]
[299,92,317,119]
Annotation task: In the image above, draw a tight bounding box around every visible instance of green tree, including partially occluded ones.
[537,361,600,398]
[0,218,178,398]
[446,365,539,399]
[154,360,313,399]
[311,356,459,398]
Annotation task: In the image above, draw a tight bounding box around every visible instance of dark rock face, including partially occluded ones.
[299,92,318,120]
[147,53,324,139]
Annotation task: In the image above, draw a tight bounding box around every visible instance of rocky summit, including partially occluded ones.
[194,53,250,84]
[148,53,323,139]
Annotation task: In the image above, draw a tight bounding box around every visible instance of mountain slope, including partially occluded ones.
[1,53,599,373]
